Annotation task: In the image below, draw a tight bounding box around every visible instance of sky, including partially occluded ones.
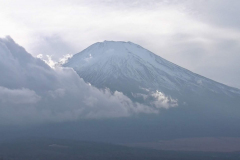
[0,0,240,89]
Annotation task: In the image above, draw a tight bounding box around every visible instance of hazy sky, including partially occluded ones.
[0,0,240,88]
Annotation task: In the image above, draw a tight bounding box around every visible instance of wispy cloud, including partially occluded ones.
[0,87,41,104]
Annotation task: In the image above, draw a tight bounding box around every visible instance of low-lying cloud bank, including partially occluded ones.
[0,37,177,125]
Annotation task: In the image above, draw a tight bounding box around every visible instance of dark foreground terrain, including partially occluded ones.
[126,137,240,152]
[0,138,240,160]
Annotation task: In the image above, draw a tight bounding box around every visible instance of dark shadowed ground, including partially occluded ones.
[125,137,240,152]
[0,138,240,160]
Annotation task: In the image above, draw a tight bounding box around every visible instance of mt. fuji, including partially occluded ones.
[61,41,240,142]
[64,41,240,107]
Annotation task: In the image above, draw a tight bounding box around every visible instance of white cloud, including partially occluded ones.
[151,91,178,109]
[0,37,169,125]
[0,86,41,104]
[37,54,73,68]
[58,54,73,65]
[132,91,178,109]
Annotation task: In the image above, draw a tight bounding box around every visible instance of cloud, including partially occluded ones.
[0,87,41,104]
[132,91,178,109]
[37,53,73,68]
[0,37,171,125]
[151,91,178,109]
[179,0,240,29]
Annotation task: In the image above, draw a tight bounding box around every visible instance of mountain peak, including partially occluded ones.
[94,40,144,53]
[102,40,134,44]
[78,40,159,63]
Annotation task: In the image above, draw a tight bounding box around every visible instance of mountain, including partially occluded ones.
[62,41,240,142]
[64,41,240,104]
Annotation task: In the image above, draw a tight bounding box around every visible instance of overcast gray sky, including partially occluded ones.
[0,0,240,89]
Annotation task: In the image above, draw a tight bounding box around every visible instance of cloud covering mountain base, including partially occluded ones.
[0,37,178,125]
